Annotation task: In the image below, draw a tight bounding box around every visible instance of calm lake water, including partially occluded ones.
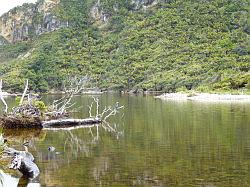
[1,94,250,187]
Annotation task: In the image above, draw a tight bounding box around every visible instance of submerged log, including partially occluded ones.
[42,118,102,128]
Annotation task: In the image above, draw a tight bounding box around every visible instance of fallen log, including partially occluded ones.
[0,116,102,129]
[42,118,102,128]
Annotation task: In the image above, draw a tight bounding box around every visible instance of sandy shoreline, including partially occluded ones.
[0,92,12,97]
[155,93,250,102]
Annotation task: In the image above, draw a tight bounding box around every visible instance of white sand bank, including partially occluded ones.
[156,93,250,102]
[0,92,11,97]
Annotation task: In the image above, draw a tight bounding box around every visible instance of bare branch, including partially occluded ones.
[92,97,100,117]
[64,102,76,111]
[20,79,29,105]
[88,102,94,117]
[100,106,112,118]
[103,104,124,122]
[51,95,67,110]
[0,79,8,113]
[51,76,88,115]
[88,98,124,122]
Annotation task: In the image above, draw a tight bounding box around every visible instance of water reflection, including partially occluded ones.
[3,129,46,143]
[1,95,250,186]
[1,122,124,187]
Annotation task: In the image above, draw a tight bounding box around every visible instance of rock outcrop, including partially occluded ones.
[131,0,168,10]
[0,0,165,44]
[90,0,111,24]
[0,0,65,43]
[90,0,165,24]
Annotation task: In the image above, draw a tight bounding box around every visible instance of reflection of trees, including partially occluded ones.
[60,122,124,158]
[120,98,250,186]
[34,122,124,186]
[31,99,249,186]
[1,124,123,186]
[2,129,46,143]
[3,95,250,186]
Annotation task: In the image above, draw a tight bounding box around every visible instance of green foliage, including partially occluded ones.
[0,0,249,93]
[33,100,47,111]
[15,96,21,105]
[0,42,31,61]
[15,96,47,111]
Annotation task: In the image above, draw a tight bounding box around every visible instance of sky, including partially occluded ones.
[0,0,37,15]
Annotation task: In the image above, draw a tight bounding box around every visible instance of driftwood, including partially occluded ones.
[4,146,39,180]
[0,116,101,129]
[42,118,102,128]
[12,104,41,117]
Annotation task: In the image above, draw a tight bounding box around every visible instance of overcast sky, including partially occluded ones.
[0,0,37,15]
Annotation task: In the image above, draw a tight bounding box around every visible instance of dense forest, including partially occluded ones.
[0,0,249,93]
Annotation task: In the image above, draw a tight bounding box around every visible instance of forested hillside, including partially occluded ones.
[0,0,249,93]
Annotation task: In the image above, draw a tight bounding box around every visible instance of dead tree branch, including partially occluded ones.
[88,98,124,122]
[0,79,8,113]
[46,76,88,118]
[102,102,124,122]
[88,102,94,118]
[20,80,29,105]
[93,97,100,117]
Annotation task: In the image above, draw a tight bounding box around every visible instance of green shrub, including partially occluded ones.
[33,100,47,111]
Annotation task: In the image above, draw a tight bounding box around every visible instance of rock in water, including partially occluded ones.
[48,146,55,152]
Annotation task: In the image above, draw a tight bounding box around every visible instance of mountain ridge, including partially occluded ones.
[0,0,249,93]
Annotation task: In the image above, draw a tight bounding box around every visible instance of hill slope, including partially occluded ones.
[0,0,249,93]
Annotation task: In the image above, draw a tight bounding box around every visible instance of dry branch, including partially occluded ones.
[4,146,40,179]
[46,76,87,116]
[0,79,8,113]
[88,98,124,122]
[20,79,29,105]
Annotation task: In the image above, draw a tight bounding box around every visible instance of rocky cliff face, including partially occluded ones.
[0,0,65,43]
[0,0,164,44]
[90,0,165,24]
[131,0,168,10]
[90,0,111,24]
